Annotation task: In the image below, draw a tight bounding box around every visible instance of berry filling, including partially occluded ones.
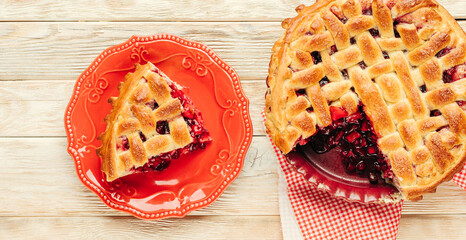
[436,47,454,58]
[116,136,130,151]
[145,99,159,110]
[419,85,427,93]
[430,110,441,116]
[368,28,380,38]
[306,105,393,184]
[382,51,389,59]
[139,131,146,142]
[156,120,170,135]
[341,69,349,79]
[319,77,330,87]
[393,21,401,38]
[358,61,367,69]
[362,8,372,16]
[295,89,307,97]
[311,51,322,64]
[443,63,466,83]
[329,45,337,56]
[128,81,211,174]
[457,100,466,111]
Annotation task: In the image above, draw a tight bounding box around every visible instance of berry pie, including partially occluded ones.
[97,62,211,182]
[265,0,466,200]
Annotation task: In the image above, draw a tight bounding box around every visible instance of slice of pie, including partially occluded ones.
[97,62,211,182]
[265,0,466,201]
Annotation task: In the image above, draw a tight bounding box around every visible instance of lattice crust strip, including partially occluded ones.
[265,0,466,200]
[98,63,193,181]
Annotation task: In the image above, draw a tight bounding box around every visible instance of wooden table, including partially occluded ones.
[1,0,466,239]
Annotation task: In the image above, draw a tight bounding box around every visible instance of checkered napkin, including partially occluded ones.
[453,167,466,190]
[263,113,466,239]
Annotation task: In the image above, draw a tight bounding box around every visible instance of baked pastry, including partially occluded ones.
[265,0,466,200]
[98,62,211,181]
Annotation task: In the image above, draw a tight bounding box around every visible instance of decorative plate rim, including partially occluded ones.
[64,34,253,219]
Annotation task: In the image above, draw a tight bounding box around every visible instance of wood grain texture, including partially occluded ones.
[1,0,465,21]
[0,21,465,82]
[0,137,465,217]
[2,215,466,239]
[0,22,279,81]
[0,137,278,217]
[0,80,267,136]
[0,216,283,240]
[1,1,466,239]
[397,215,466,239]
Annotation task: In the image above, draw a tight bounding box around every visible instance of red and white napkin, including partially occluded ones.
[263,113,466,239]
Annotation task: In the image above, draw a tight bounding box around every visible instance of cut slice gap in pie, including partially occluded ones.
[265,0,466,201]
[97,62,212,182]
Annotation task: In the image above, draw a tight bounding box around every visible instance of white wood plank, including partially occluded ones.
[0,6,465,237]
[397,215,466,239]
[1,21,465,82]
[0,216,283,240]
[0,22,280,81]
[0,80,267,136]
[0,137,279,217]
[1,214,466,239]
[1,0,465,21]
[0,137,465,217]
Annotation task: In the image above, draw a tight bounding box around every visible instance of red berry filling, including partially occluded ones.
[382,51,389,59]
[419,85,427,93]
[362,7,372,16]
[430,110,441,116]
[145,99,159,110]
[358,61,367,69]
[457,100,466,111]
[139,131,146,142]
[307,105,393,184]
[116,136,130,151]
[330,106,348,121]
[311,51,322,64]
[156,120,170,135]
[319,77,330,87]
[329,45,337,56]
[443,63,466,83]
[341,69,349,79]
[130,81,211,174]
[393,21,401,38]
[368,28,380,38]
[436,47,454,58]
[295,89,307,97]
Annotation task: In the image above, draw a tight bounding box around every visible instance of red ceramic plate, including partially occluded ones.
[65,34,252,219]
[286,145,399,204]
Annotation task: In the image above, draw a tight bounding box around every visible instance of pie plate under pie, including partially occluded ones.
[286,146,400,204]
[65,34,252,219]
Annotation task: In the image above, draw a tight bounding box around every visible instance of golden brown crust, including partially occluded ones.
[97,63,193,181]
[349,67,395,136]
[397,24,423,50]
[420,58,443,89]
[372,0,393,38]
[265,0,466,201]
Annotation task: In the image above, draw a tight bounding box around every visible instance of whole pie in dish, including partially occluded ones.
[97,62,211,182]
[265,0,466,201]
